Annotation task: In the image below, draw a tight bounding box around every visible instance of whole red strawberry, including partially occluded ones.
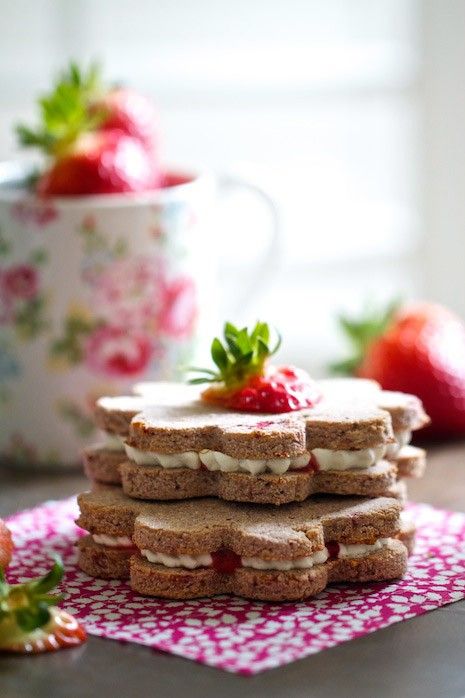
[333,302,465,436]
[16,62,161,197]
[96,88,159,155]
[37,130,161,197]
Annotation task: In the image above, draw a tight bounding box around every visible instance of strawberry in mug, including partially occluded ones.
[16,62,161,196]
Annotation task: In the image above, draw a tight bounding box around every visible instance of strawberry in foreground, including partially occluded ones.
[190,321,321,412]
[0,524,86,654]
[16,62,161,197]
[0,520,14,570]
[332,301,465,436]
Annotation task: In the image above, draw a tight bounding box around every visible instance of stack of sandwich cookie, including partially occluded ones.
[77,321,429,601]
[85,383,427,504]
[77,488,410,601]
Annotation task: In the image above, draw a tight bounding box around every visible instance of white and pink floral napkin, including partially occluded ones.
[6,498,465,674]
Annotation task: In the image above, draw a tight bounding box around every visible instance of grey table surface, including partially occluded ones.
[1,442,465,698]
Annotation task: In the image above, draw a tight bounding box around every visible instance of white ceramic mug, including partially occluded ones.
[0,162,279,468]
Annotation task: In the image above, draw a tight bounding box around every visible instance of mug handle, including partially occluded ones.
[217,173,281,314]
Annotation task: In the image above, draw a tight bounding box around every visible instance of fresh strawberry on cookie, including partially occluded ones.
[16,62,161,197]
[190,321,322,412]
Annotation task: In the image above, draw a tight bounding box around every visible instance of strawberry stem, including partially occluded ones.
[0,557,64,633]
[15,61,106,157]
[330,299,400,375]
[189,321,281,388]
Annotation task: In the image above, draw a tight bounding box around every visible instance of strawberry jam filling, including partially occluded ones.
[325,541,341,560]
[203,365,322,414]
[300,452,320,473]
[211,548,242,573]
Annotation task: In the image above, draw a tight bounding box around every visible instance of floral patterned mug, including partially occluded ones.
[0,162,279,468]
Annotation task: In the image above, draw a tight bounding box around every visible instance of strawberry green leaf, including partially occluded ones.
[16,61,105,157]
[0,556,64,637]
[189,320,281,388]
[211,337,229,372]
[29,557,63,594]
[15,603,51,633]
[224,321,239,338]
[330,299,400,375]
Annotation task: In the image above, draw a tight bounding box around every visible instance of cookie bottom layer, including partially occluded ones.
[77,536,408,600]
[119,460,399,505]
[78,536,134,579]
[83,448,125,485]
[130,541,408,601]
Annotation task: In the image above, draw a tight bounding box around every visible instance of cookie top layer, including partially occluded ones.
[319,378,429,432]
[95,385,200,435]
[376,391,430,431]
[128,406,306,458]
[77,487,401,560]
[127,401,393,457]
[95,379,428,455]
[94,396,154,436]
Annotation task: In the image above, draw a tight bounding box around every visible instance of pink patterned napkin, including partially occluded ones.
[6,498,465,674]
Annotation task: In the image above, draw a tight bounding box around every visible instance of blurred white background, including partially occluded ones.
[1,0,463,375]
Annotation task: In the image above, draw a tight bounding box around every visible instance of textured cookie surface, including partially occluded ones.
[128,402,393,457]
[95,384,202,435]
[83,447,126,485]
[395,446,426,479]
[376,391,430,432]
[94,395,163,436]
[318,378,429,432]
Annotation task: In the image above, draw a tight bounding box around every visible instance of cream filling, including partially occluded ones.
[92,534,133,547]
[242,548,329,570]
[141,550,213,569]
[385,430,412,459]
[140,537,395,571]
[312,445,386,471]
[100,433,126,452]
[337,538,392,559]
[125,444,386,475]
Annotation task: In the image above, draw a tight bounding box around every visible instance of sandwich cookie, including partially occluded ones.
[121,401,397,505]
[77,488,409,601]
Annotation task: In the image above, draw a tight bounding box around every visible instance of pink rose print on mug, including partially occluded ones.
[84,325,155,378]
[0,260,48,337]
[48,216,199,385]
[10,199,58,227]
[93,256,164,327]
[157,275,197,339]
[2,264,38,300]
